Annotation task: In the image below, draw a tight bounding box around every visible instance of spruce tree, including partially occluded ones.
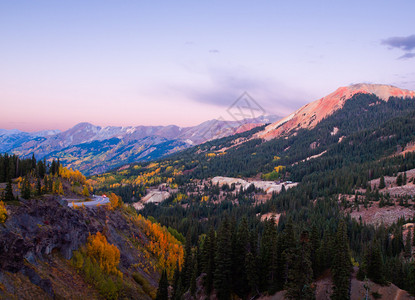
[310,224,321,278]
[182,231,193,289]
[31,153,36,170]
[36,178,42,196]
[190,259,197,296]
[366,242,385,284]
[245,251,259,296]
[404,231,412,258]
[4,179,14,202]
[171,263,181,300]
[281,217,296,286]
[408,260,415,296]
[397,174,403,186]
[214,218,232,300]
[232,217,250,297]
[156,270,168,300]
[379,176,386,189]
[203,227,216,295]
[50,160,57,175]
[259,219,277,292]
[21,176,31,199]
[331,219,351,300]
[285,231,315,300]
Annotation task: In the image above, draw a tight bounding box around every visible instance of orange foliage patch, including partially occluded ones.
[134,215,184,279]
[86,232,122,277]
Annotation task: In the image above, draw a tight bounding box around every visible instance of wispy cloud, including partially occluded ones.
[398,52,415,60]
[176,67,310,116]
[382,34,415,51]
[382,34,415,60]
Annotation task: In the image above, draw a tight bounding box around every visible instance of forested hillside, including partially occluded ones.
[92,93,415,299]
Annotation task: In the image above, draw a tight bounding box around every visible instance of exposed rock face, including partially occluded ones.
[0,197,158,298]
[256,84,415,141]
[211,176,298,194]
[0,198,90,271]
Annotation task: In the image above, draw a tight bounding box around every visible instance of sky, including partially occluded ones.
[1,0,415,132]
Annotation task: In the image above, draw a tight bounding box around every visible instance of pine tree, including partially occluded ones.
[408,260,415,296]
[331,219,351,300]
[245,251,259,296]
[203,227,216,295]
[285,231,315,300]
[36,178,42,196]
[37,160,46,178]
[397,174,403,186]
[31,153,36,170]
[366,242,384,284]
[190,259,197,296]
[3,179,14,202]
[281,217,297,287]
[310,224,321,278]
[214,218,232,300]
[21,176,31,199]
[156,269,169,300]
[182,231,193,290]
[404,231,412,258]
[379,176,386,189]
[259,219,276,292]
[171,263,182,300]
[232,217,250,297]
[50,160,57,175]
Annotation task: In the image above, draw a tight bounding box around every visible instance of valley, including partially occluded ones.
[2,84,415,299]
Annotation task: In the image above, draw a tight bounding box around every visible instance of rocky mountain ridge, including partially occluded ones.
[256,84,415,140]
[0,115,279,175]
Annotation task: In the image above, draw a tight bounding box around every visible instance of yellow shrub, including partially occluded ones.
[0,201,7,223]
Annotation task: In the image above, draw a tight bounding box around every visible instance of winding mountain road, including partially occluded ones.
[67,195,110,208]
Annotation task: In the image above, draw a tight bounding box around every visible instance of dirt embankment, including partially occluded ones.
[258,267,414,300]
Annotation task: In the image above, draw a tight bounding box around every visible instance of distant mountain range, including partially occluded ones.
[0,115,280,175]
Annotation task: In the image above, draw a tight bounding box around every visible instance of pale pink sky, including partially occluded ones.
[1,1,414,132]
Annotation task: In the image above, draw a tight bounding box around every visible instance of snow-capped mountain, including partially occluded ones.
[0,115,279,175]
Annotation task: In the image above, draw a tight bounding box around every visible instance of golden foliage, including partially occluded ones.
[59,165,87,184]
[108,193,122,210]
[274,165,285,173]
[86,232,122,277]
[174,193,186,203]
[0,201,7,223]
[82,185,90,197]
[134,215,184,279]
[53,179,64,195]
[146,162,159,169]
